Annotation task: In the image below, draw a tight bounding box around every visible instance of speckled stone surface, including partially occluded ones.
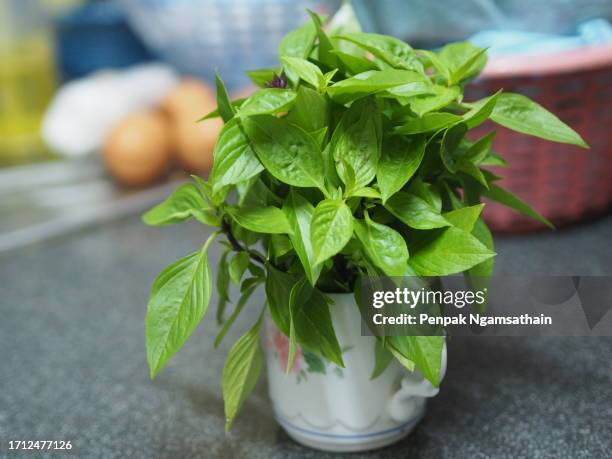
[1,215,611,459]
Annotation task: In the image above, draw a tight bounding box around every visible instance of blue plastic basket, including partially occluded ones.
[121,0,339,90]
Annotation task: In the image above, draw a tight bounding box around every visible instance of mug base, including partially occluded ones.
[276,409,424,453]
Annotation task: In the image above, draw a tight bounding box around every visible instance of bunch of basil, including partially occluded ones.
[142,6,587,430]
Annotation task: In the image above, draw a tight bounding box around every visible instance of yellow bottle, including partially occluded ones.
[0,0,58,166]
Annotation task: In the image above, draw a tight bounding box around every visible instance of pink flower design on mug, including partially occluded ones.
[270,327,301,373]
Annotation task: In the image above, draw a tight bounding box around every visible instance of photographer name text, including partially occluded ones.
[372,312,553,327]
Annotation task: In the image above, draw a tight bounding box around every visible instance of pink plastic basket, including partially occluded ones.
[466,44,612,232]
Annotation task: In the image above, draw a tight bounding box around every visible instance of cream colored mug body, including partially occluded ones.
[264,293,447,453]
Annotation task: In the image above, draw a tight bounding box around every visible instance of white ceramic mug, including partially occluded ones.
[264,293,447,452]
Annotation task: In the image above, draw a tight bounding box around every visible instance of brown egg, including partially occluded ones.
[103,111,172,186]
[161,78,217,121]
[173,117,223,173]
[160,78,222,173]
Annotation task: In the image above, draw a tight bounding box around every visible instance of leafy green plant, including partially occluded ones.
[143,5,587,430]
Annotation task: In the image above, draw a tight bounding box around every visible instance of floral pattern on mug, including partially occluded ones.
[267,327,302,374]
[266,320,349,382]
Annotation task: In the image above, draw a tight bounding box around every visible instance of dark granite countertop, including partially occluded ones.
[1,215,611,458]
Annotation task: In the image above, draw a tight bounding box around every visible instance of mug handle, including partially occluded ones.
[387,344,447,423]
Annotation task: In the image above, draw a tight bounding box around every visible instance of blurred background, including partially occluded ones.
[1,0,611,253]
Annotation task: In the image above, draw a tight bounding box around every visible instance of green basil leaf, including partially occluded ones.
[443,182,465,209]
[283,190,322,285]
[287,278,313,372]
[385,340,415,371]
[322,143,342,190]
[395,112,462,135]
[199,98,246,121]
[227,206,293,235]
[247,262,265,279]
[243,115,326,191]
[439,42,487,84]
[331,98,381,190]
[142,182,218,226]
[460,173,484,206]
[237,89,296,117]
[458,162,489,188]
[322,69,338,87]
[371,339,394,379]
[441,122,468,173]
[349,187,382,199]
[265,264,294,335]
[451,47,487,84]
[490,92,588,148]
[311,126,328,147]
[146,235,216,378]
[215,280,259,348]
[327,69,426,104]
[483,184,553,228]
[377,135,425,203]
[286,86,328,133]
[216,248,231,325]
[465,217,495,312]
[479,151,507,167]
[337,156,357,192]
[311,199,354,264]
[334,33,422,72]
[403,335,445,386]
[382,81,433,99]
[232,222,261,247]
[355,295,420,373]
[354,215,409,277]
[419,50,451,83]
[281,56,323,89]
[240,275,262,293]
[245,67,279,87]
[191,175,227,207]
[331,50,377,74]
[385,192,450,230]
[465,132,496,164]
[408,227,495,276]
[442,204,484,232]
[279,19,317,84]
[405,85,461,117]
[229,251,250,284]
[409,179,442,211]
[482,168,503,184]
[279,19,317,59]
[462,91,500,128]
[307,10,339,70]
[222,311,264,431]
[209,119,264,194]
[269,236,290,260]
[293,289,344,367]
[215,72,235,122]
[236,177,280,208]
